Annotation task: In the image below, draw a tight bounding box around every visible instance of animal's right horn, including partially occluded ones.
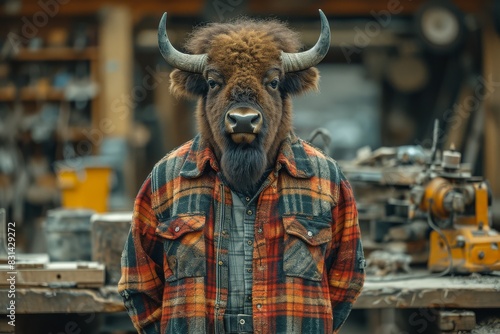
[281,9,331,72]
[158,12,207,73]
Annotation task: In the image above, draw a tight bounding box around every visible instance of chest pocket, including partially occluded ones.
[283,215,332,282]
[156,214,206,282]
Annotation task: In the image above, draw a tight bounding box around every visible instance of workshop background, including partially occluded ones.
[1,0,500,333]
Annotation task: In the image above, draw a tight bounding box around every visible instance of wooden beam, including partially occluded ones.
[437,310,476,332]
[0,262,105,288]
[0,0,203,17]
[2,275,500,314]
[354,276,500,309]
[1,0,486,18]
[0,287,125,314]
[12,47,98,61]
[482,16,500,198]
[249,0,487,15]
[98,6,133,138]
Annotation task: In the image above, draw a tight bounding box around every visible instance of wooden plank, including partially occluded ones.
[98,6,133,138]
[15,253,49,269]
[0,89,98,102]
[355,275,500,309]
[0,253,48,266]
[0,286,124,314]
[1,0,485,18]
[0,0,203,17]
[249,0,486,15]
[437,310,476,332]
[0,262,104,288]
[0,275,499,314]
[12,47,97,61]
[483,17,500,198]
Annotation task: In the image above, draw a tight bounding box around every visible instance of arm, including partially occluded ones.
[118,177,165,333]
[328,175,365,334]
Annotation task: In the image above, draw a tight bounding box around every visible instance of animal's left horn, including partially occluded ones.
[158,12,207,73]
[281,9,331,72]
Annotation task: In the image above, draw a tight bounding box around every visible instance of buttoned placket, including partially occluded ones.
[250,174,277,334]
[242,195,256,314]
[215,172,276,333]
[215,180,230,333]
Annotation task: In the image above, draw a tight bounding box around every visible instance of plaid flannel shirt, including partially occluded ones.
[119,133,365,334]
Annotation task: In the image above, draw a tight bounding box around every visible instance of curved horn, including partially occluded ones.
[158,12,207,73]
[281,9,331,72]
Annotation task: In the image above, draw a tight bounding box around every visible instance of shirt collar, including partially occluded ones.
[179,135,219,178]
[180,133,314,179]
[275,134,314,179]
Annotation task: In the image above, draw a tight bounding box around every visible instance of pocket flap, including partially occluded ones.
[156,214,205,240]
[283,215,332,246]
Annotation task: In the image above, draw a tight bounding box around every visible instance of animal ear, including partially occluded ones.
[170,69,208,99]
[281,67,320,96]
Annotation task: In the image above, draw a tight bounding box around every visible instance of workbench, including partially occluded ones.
[2,275,499,313]
[1,275,499,333]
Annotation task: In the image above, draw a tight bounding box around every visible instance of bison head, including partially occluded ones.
[159,10,330,195]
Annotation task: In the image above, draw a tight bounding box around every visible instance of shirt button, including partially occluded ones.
[257,304,262,309]
[307,231,313,237]
[247,240,253,246]
[257,227,263,233]
[174,226,180,232]
[247,210,253,216]
[222,230,228,235]
[247,295,252,301]
[245,197,251,202]
[247,268,252,273]
[218,260,224,266]
[239,319,246,325]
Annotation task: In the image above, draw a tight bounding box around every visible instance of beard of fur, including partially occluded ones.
[220,144,267,195]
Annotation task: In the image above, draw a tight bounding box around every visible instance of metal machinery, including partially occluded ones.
[412,148,500,273]
[341,122,500,274]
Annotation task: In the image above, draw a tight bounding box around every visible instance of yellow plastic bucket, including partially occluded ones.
[56,165,112,213]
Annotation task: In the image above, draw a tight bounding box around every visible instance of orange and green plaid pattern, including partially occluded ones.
[119,134,365,334]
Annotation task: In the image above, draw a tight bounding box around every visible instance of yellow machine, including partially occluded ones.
[414,149,500,273]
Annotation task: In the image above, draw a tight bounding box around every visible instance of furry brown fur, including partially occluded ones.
[169,18,320,194]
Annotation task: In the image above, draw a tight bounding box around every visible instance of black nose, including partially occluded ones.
[225,108,262,134]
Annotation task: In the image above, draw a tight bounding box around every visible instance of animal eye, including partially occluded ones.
[207,78,218,90]
[268,79,279,90]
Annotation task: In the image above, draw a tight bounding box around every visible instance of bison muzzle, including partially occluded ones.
[225,104,262,143]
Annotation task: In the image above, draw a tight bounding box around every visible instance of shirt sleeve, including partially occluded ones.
[118,177,165,333]
[328,173,366,334]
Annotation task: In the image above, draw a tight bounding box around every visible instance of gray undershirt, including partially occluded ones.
[226,191,256,315]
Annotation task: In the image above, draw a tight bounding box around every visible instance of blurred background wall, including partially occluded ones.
[0,0,499,262]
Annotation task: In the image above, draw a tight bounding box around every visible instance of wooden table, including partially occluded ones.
[1,275,499,314]
[357,274,500,309]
